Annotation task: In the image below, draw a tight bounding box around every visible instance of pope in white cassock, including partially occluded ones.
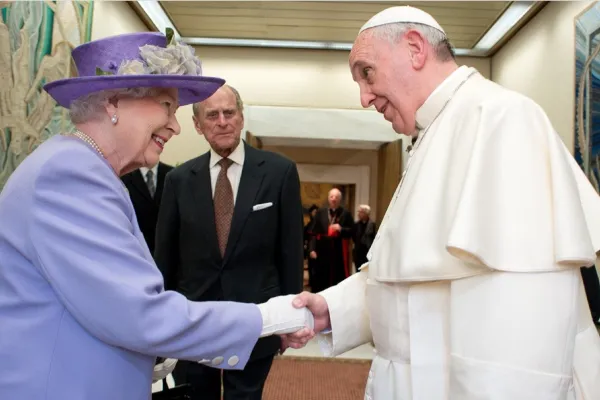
[283,6,600,400]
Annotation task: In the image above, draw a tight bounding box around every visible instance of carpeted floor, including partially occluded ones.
[263,356,370,400]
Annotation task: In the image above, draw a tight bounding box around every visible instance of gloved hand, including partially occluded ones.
[257,294,314,338]
[152,358,178,383]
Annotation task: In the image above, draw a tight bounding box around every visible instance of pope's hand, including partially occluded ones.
[152,358,177,383]
[281,292,331,349]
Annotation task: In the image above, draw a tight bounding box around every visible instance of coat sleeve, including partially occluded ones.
[317,267,372,356]
[276,161,304,295]
[154,172,180,291]
[28,156,262,369]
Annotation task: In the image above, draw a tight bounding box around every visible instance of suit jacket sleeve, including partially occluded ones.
[276,162,304,294]
[28,157,262,368]
[154,172,179,290]
[364,221,377,248]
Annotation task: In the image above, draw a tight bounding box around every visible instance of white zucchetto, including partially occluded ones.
[359,6,446,35]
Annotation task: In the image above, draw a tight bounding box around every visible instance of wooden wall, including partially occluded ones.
[245,131,263,148]
[376,139,403,219]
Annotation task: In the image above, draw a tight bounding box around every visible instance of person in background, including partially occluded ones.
[352,204,377,270]
[304,204,319,289]
[284,6,600,399]
[155,84,305,400]
[121,160,173,255]
[308,188,354,292]
[0,32,312,400]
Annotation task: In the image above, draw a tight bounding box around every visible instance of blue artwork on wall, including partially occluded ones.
[575,2,600,194]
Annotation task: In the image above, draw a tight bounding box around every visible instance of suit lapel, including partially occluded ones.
[130,170,153,201]
[190,154,222,261]
[223,144,265,265]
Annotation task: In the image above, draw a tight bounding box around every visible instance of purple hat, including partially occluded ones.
[43,31,225,108]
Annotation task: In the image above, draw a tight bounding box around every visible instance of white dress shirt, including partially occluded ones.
[139,164,158,190]
[209,141,245,204]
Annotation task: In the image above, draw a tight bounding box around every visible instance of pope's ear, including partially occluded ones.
[404,29,427,69]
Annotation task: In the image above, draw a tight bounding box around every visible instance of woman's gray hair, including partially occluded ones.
[371,22,455,62]
[69,87,162,124]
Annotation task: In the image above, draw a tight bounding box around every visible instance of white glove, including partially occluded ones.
[152,358,177,383]
[257,294,314,338]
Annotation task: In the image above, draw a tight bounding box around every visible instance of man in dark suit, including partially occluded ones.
[121,161,173,254]
[352,204,377,270]
[154,85,304,400]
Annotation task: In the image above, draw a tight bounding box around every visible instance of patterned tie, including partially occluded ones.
[146,169,155,197]
[214,158,234,257]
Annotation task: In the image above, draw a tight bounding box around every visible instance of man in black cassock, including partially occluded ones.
[308,188,354,292]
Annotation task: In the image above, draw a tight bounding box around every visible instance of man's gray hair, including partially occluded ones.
[371,22,455,62]
[358,204,371,215]
[192,84,244,118]
[69,87,161,124]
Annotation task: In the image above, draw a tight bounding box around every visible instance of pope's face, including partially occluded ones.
[349,31,421,135]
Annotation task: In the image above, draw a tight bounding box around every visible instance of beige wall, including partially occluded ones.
[192,47,490,110]
[92,1,148,39]
[491,1,594,153]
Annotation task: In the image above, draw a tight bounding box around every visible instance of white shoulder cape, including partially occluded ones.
[368,67,600,282]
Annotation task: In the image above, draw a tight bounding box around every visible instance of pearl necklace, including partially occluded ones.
[65,130,129,194]
[67,130,105,158]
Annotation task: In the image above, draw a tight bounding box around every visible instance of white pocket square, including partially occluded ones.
[252,202,273,211]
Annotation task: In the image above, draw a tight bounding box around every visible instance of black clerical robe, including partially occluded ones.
[308,206,354,292]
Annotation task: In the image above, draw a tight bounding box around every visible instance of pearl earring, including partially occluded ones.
[111,114,118,124]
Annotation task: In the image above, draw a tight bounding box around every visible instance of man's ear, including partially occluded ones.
[404,30,427,70]
[192,115,203,136]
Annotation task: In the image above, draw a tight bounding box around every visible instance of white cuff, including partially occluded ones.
[257,294,314,337]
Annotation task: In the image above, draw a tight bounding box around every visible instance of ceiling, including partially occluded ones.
[132,1,546,56]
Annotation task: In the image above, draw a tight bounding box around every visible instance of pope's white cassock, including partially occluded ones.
[317,66,600,399]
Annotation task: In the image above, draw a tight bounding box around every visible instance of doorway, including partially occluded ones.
[300,182,356,290]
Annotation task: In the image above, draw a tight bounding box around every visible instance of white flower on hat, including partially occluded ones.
[109,28,203,78]
[117,59,148,76]
[139,42,203,76]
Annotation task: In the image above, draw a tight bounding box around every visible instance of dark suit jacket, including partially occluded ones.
[154,142,304,360]
[121,162,173,255]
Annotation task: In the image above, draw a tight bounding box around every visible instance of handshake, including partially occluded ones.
[257,293,331,351]
[153,293,330,382]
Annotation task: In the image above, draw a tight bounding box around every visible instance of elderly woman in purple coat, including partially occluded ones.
[0,31,314,399]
